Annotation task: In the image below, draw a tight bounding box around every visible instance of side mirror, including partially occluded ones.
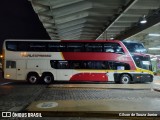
[154,72,157,75]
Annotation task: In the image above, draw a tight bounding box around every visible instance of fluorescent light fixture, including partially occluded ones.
[148,33,160,37]
[148,48,160,50]
[110,37,114,40]
[140,15,147,24]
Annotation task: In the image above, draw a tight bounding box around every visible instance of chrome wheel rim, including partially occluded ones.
[44,76,52,83]
[29,76,37,83]
[121,76,129,84]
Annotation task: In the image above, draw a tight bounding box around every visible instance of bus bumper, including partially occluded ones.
[132,74,153,83]
[114,73,153,83]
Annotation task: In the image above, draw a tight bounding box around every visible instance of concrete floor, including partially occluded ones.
[0,75,160,119]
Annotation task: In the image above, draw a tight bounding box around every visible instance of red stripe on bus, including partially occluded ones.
[70,73,108,82]
[62,52,121,60]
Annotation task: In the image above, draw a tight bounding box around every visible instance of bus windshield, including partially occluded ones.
[132,55,152,71]
[123,42,147,53]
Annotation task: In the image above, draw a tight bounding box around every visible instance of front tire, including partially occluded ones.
[120,74,131,84]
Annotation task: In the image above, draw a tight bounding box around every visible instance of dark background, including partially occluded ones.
[0,0,51,53]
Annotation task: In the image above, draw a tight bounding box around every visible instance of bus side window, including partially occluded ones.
[87,61,94,69]
[57,61,69,69]
[115,47,124,54]
[6,61,16,68]
[48,43,60,52]
[72,61,81,69]
[104,46,114,52]
[18,42,29,51]
[29,42,47,51]
[67,43,84,52]
[50,60,57,69]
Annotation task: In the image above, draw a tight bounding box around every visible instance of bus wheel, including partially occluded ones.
[42,74,53,84]
[27,73,39,84]
[120,74,131,84]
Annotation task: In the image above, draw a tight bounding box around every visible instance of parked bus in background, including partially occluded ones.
[2,39,153,84]
[122,41,147,53]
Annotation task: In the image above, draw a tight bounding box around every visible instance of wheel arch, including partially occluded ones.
[120,73,133,81]
[27,71,40,79]
[42,72,54,77]
[114,72,133,83]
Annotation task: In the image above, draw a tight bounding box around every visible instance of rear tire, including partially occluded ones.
[42,74,54,84]
[27,73,39,84]
[120,74,131,84]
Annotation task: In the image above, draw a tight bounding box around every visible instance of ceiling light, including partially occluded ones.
[140,15,147,24]
[110,37,114,40]
[148,33,160,37]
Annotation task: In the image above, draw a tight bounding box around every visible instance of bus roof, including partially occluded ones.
[4,39,122,43]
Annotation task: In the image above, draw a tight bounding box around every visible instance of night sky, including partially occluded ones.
[0,0,51,53]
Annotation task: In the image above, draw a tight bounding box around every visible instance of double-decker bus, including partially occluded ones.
[2,39,153,84]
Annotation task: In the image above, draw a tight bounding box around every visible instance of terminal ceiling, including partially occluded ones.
[29,0,160,54]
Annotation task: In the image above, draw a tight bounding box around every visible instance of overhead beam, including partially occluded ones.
[57,19,87,29]
[58,24,85,34]
[111,22,132,27]
[58,23,102,33]
[50,0,84,9]
[59,27,101,35]
[30,0,50,13]
[31,0,84,8]
[96,0,138,40]
[47,1,92,18]
[55,11,89,24]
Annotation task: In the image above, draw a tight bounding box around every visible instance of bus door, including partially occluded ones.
[16,60,26,80]
[5,60,16,80]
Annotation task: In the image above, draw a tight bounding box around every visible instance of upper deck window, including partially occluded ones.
[5,41,124,54]
[6,41,17,51]
[104,43,124,54]
[67,43,84,52]
[48,43,66,52]
[85,43,103,52]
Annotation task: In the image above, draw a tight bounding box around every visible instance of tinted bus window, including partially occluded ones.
[6,41,125,53]
[57,61,69,69]
[6,41,17,51]
[50,60,57,69]
[133,55,152,71]
[85,43,103,52]
[48,43,66,52]
[50,60,130,70]
[18,42,29,51]
[29,42,47,51]
[104,43,124,54]
[6,61,16,68]
[67,43,84,52]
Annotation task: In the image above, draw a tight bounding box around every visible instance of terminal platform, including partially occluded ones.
[24,84,160,118]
